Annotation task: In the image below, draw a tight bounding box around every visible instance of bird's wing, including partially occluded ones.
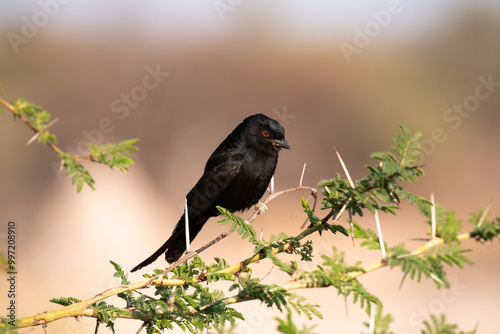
[186,151,243,218]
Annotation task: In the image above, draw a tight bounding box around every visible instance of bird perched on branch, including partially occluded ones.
[131,113,290,272]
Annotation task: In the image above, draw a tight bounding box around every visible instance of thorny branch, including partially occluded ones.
[2,169,318,330]
[3,171,488,331]
[0,96,93,162]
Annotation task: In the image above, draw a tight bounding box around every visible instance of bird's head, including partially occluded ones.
[244,113,291,156]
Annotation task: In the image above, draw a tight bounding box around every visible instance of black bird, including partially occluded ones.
[131,114,290,272]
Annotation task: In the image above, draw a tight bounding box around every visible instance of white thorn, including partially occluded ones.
[184,195,190,252]
[344,295,349,318]
[324,186,331,196]
[45,116,60,130]
[334,199,350,222]
[374,210,386,259]
[269,175,275,193]
[335,147,354,188]
[368,306,376,334]
[431,192,436,239]
[26,132,40,146]
[477,197,493,227]
[349,208,355,247]
[430,272,445,286]
[26,117,60,146]
[299,163,306,188]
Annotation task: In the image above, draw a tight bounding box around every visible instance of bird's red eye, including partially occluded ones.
[262,130,270,137]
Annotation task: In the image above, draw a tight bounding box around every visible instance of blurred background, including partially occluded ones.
[0,1,499,333]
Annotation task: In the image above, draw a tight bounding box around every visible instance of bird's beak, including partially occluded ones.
[274,139,291,150]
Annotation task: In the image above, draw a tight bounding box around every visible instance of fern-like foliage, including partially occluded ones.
[13,98,57,144]
[421,314,475,334]
[318,125,428,220]
[287,295,323,321]
[59,153,96,192]
[1,90,140,192]
[60,139,139,192]
[208,316,239,334]
[362,307,395,334]
[352,221,386,251]
[110,258,242,333]
[280,247,383,314]
[93,302,132,333]
[419,201,463,243]
[88,139,139,173]
[275,307,319,334]
[232,275,289,311]
[353,211,473,289]
[469,209,500,242]
[49,296,82,306]
[217,206,257,241]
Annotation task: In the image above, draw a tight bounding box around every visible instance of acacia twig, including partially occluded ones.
[347,231,473,279]
[5,222,481,329]
[0,96,92,162]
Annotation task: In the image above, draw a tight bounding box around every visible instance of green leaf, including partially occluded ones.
[216,206,256,242]
[301,197,321,226]
[419,314,476,334]
[49,297,82,306]
[88,139,139,172]
[59,153,95,192]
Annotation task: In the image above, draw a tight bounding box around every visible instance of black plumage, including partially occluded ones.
[131,113,290,272]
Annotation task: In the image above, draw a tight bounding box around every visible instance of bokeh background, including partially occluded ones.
[1,1,499,333]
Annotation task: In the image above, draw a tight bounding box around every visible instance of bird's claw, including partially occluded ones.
[255,202,268,215]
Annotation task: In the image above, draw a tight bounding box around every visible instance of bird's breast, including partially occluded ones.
[221,153,278,212]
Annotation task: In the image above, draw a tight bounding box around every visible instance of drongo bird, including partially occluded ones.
[131,113,290,272]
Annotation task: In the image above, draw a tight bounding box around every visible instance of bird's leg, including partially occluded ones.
[255,201,268,215]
